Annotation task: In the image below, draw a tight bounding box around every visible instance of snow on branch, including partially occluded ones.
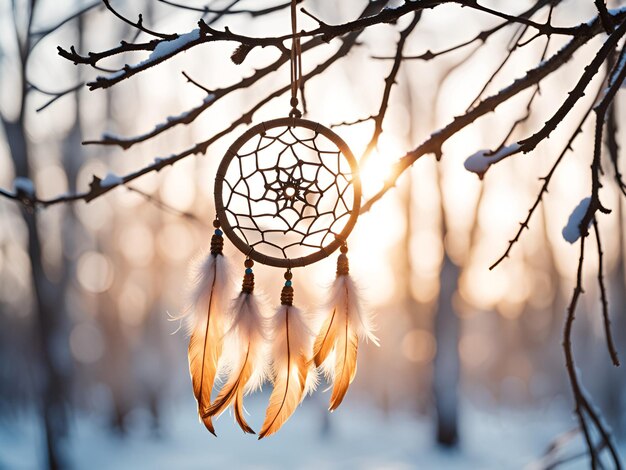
[86,27,204,90]
[463,144,521,179]
[562,197,592,243]
[99,172,124,188]
[360,10,619,213]
[13,177,36,198]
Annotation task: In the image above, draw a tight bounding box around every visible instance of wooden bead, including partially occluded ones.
[244,258,254,268]
[213,219,221,228]
[284,271,293,281]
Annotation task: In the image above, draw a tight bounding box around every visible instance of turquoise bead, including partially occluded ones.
[245,268,253,274]
[285,280,292,287]
[215,229,223,236]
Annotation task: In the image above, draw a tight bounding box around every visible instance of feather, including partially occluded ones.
[186,251,231,435]
[205,292,269,434]
[329,318,359,411]
[313,273,379,411]
[259,305,313,439]
[313,308,339,367]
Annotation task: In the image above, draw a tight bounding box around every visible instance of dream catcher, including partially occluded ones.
[184,0,378,438]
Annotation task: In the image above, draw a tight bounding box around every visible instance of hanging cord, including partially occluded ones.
[289,0,303,119]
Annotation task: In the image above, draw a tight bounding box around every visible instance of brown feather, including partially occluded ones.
[329,319,358,412]
[259,308,309,439]
[234,388,255,434]
[200,414,216,435]
[188,271,222,435]
[313,308,338,367]
[204,345,254,432]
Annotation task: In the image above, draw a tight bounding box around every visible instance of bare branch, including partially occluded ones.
[488,81,603,270]
[361,11,618,213]
[30,1,101,46]
[594,0,615,33]
[517,18,626,156]
[181,71,212,94]
[101,0,176,39]
[360,12,422,164]
[28,82,84,112]
[125,185,205,225]
[593,219,620,366]
[156,0,298,18]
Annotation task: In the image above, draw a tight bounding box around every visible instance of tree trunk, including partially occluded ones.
[432,166,461,448]
[433,252,461,447]
[3,117,69,469]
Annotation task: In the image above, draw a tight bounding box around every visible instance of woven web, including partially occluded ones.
[221,125,356,261]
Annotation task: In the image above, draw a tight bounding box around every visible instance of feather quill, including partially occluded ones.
[205,264,269,434]
[186,242,231,435]
[313,253,378,411]
[259,304,313,439]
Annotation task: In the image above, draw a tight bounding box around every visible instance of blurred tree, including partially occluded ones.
[0,1,73,468]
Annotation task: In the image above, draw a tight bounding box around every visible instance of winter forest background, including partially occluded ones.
[1,0,626,468]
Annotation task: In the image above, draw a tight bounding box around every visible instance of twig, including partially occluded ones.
[125,185,205,224]
[360,12,421,164]
[465,24,529,113]
[376,1,554,62]
[488,97,597,270]
[1,0,384,208]
[360,11,618,213]
[562,236,599,469]
[30,1,101,46]
[517,17,626,155]
[156,0,298,18]
[101,0,176,39]
[28,82,84,112]
[606,45,626,196]
[594,0,614,33]
[488,42,605,270]
[592,219,620,366]
[181,71,212,95]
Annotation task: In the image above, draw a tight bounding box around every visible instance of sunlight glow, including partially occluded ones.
[401,329,436,364]
[77,252,113,294]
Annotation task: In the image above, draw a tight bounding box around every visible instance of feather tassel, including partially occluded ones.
[259,275,314,439]
[313,246,379,411]
[205,259,269,434]
[186,226,231,435]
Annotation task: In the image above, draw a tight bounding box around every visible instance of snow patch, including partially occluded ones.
[147,29,200,62]
[13,177,35,196]
[95,70,124,81]
[100,172,123,188]
[562,197,591,243]
[464,143,521,178]
[102,131,122,141]
[95,28,201,82]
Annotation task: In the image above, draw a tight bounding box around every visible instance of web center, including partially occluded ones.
[284,185,297,199]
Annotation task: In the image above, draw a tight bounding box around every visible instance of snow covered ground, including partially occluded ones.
[0,395,617,469]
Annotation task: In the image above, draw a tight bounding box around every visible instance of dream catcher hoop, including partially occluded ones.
[214,117,361,268]
[183,0,377,439]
